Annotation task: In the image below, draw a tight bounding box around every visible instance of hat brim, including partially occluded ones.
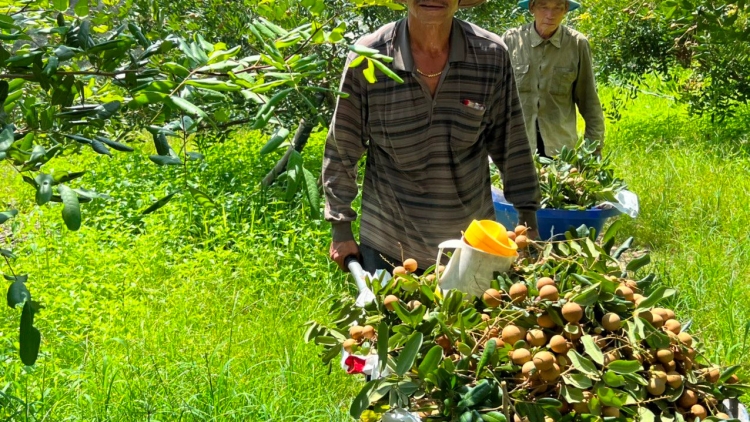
[395,0,487,8]
[518,0,580,11]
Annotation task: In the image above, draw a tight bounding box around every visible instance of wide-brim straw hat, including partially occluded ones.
[395,0,487,8]
[518,0,581,11]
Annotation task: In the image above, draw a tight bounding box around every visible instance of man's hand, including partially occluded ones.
[330,240,360,271]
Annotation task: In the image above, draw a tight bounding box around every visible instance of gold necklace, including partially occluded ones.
[416,68,443,78]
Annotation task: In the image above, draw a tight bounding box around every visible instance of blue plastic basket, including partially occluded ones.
[491,187,622,240]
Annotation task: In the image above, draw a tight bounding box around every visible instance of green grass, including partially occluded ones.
[1,131,361,421]
[1,87,749,421]
[601,87,750,368]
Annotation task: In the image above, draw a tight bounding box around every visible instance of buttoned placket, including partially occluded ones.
[412,62,450,125]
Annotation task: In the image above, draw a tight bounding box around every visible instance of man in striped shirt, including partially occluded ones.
[323,0,541,273]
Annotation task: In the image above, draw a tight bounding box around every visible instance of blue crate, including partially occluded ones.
[491,187,622,240]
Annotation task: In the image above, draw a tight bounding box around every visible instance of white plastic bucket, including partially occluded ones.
[436,238,516,298]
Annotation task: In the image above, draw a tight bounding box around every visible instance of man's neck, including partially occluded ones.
[407,16,452,56]
[534,22,560,40]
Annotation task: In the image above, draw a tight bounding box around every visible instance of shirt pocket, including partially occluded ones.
[450,102,486,153]
[550,66,577,96]
[512,64,532,93]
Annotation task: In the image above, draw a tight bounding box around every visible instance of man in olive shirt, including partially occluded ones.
[323,0,541,273]
[502,0,605,157]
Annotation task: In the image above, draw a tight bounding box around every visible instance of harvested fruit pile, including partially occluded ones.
[306,225,747,422]
[491,138,627,210]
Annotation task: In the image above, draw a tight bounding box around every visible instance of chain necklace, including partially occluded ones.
[416,68,443,78]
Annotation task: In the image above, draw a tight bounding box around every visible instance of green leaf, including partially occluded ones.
[53,0,68,11]
[560,385,584,403]
[626,253,651,273]
[602,219,621,245]
[54,45,77,60]
[321,343,341,365]
[187,152,204,161]
[643,320,671,349]
[94,101,121,119]
[284,150,303,201]
[377,321,389,373]
[260,127,290,155]
[87,39,129,54]
[567,350,599,377]
[94,136,133,152]
[481,411,507,422]
[613,237,633,259]
[302,168,320,220]
[720,365,740,383]
[58,184,81,230]
[349,55,365,68]
[28,145,46,164]
[635,286,676,311]
[19,301,40,366]
[141,191,179,215]
[162,62,190,79]
[0,125,14,152]
[207,45,241,64]
[563,373,593,389]
[363,59,376,83]
[90,139,111,156]
[128,22,150,47]
[581,335,604,365]
[637,407,656,422]
[7,280,30,308]
[348,44,380,56]
[149,154,182,166]
[0,80,7,106]
[129,92,168,108]
[52,171,85,185]
[603,371,626,387]
[188,186,216,209]
[350,379,379,419]
[571,283,600,306]
[152,132,171,156]
[252,87,294,129]
[185,79,241,92]
[34,174,53,205]
[606,360,642,374]
[169,96,208,118]
[595,384,627,407]
[74,0,88,16]
[418,345,443,381]
[476,338,496,375]
[458,379,492,408]
[396,331,423,376]
[371,58,404,83]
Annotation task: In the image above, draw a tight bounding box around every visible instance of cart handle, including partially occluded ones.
[344,255,370,296]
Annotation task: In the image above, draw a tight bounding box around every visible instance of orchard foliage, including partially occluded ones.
[575,0,750,119]
[0,0,403,365]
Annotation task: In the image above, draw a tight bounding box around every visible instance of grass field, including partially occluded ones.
[1,87,749,420]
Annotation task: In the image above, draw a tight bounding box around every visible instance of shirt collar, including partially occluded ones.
[529,22,563,48]
[392,18,468,72]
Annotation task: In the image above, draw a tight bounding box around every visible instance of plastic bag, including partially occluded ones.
[381,408,421,422]
[600,189,639,218]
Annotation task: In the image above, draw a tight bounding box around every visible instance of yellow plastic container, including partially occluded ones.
[464,219,518,257]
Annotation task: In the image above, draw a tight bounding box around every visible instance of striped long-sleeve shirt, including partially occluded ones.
[322,18,541,268]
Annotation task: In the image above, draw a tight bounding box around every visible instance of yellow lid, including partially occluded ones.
[464,219,518,257]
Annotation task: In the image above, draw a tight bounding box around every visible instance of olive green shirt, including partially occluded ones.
[502,23,605,154]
